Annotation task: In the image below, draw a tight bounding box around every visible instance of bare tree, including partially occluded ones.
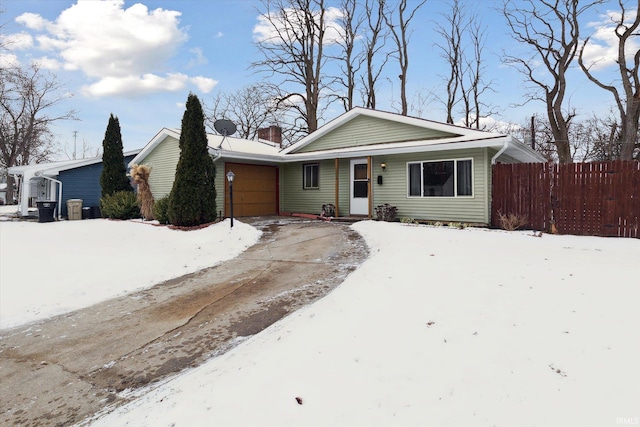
[60,136,101,160]
[579,0,640,160]
[0,64,76,203]
[462,18,497,129]
[383,0,427,116]
[331,0,364,112]
[252,0,332,135]
[502,0,602,163]
[434,1,495,129]
[361,0,389,109]
[434,0,465,124]
[204,83,280,140]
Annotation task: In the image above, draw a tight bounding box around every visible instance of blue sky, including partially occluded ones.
[1,0,635,157]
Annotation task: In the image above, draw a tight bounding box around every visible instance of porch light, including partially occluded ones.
[381,162,387,171]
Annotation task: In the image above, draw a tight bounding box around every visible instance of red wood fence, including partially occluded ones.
[492,161,640,238]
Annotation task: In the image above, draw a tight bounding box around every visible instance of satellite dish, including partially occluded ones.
[214,119,237,137]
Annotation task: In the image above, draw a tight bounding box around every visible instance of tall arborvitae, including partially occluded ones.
[167,93,217,226]
[100,114,133,197]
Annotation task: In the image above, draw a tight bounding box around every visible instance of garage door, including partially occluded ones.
[224,163,278,217]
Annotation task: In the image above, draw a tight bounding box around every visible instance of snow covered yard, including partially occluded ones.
[0,217,261,329]
[79,221,639,427]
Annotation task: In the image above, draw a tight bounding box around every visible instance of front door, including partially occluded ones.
[350,159,369,215]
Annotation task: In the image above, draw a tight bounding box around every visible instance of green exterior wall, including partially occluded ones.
[371,148,490,224]
[281,159,336,214]
[281,148,492,224]
[141,135,224,216]
[141,135,180,200]
[295,115,456,153]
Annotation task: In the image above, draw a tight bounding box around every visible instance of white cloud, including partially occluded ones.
[12,0,212,97]
[15,12,48,30]
[82,73,190,97]
[253,6,345,45]
[0,31,34,50]
[215,31,224,38]
[32,56,63,70]
[0,53,20,68]
[190,76,218,93]
[454,115,522,134]
[581,9,640,71]
[187,47,208,68]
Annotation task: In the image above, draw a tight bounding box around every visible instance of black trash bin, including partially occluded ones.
[82,207,92,219]
[36,201,57,223]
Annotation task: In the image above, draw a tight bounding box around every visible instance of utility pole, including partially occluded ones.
[73,131,78,160]
[530,116,536,150]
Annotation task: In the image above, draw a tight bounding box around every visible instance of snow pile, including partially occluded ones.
[0,219,261,329]
[87,222,640,427]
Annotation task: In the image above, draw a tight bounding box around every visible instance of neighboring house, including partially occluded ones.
[0,182,7,204]
[8,150,140,218]
[133,108,545,225]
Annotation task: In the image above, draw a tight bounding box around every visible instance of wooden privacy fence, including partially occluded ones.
[492,161,640,238]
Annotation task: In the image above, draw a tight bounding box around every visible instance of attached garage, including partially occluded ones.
[224,163,279,217]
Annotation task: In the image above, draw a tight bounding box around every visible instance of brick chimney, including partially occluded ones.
[258,125,282,146]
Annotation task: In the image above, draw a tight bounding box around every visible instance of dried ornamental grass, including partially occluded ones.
[130,163,155,221]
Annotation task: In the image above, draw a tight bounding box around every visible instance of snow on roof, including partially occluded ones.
[8,149,142,177]
[208,134,281,158]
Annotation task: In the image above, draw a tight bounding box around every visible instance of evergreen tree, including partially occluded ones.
[100,114,133,197]
[168,93,217,226]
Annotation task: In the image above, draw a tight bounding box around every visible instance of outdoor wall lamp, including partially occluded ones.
[226,171,235,228]
[381,162,387,171]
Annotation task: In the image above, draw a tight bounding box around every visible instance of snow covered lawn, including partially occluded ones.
[2,216,638,426]
[87,221,638,427]
[0,218,261,329]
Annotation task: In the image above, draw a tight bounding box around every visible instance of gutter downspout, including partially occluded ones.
[491,138,510,165]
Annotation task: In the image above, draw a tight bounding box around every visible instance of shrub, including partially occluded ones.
[375,203,397,222]
[154,195,170,224]
[168,93,217,227]
[497,211,528,231]
[100,114,133,197]
[100,191,140,220]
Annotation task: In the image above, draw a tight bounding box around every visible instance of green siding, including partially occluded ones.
[142,136,224,215]
[142,136,180,199]
[296,116,456,153]
[372,148,490,223]
[281,160,337,214]
[214,160,224,217]
[282,148,491,223]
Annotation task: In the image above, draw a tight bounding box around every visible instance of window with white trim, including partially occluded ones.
[303,163,319,189]
[407,159,473,197]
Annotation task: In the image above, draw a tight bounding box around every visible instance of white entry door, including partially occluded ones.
[350,159,369,215]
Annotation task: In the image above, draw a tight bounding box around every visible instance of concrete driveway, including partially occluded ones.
[0,217,368,426]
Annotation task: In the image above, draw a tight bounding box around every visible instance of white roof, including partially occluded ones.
[129,128,282,167]
[8,149,141,177]
[130,109,545,167]
[281,108,545,163]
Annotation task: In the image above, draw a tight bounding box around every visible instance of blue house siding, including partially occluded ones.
[58,154,136,217]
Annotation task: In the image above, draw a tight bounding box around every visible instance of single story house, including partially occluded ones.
[8,150,140,219]
[132,108,545,225]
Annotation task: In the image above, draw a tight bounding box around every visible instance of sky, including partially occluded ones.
[1,0,637,159]
[1,210,639,425]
